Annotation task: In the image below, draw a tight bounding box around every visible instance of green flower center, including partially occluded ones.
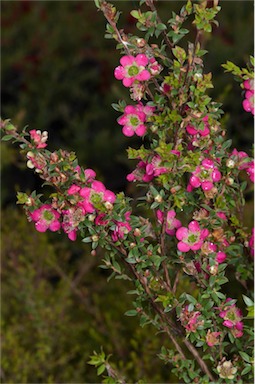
[128,65,139,77]
[130,115,140,126]
[43,210,54,222]
[226,310,236,321]
[188,233,199,244]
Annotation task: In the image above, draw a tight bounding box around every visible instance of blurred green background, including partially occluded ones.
[1,1,254,383]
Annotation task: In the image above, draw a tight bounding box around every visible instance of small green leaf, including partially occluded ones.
[97,364,106,375]
[1,134,14,141]
[125,309,137,316]
[239,351,251,363]
[242,295,254,307]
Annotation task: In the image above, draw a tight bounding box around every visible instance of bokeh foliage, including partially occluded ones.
[1,1,253,382]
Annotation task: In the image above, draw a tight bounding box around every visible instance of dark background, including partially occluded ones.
[1,1,254,383]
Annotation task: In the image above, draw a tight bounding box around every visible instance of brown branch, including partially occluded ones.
[146,0,173,51]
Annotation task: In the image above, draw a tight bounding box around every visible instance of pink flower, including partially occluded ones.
[206,330,221,347]
[79,181,116,214]
[206,242,227,264]
[216,251,227,263]
[179,306,203,332]
[114,54,151,87]
[242,79,254,115]
[30,204,61,233]
[219,299,243,338]
[176,220,209,252]
[156,210,181,235]
[112,212,132,242]
[249,228,254,256]
[62,206,86,241]
[188,159,222,192]
[230,149,254,183]
[118,105,147,137]
[127,155,168,183]
[216,211,227,221]
[68,184,81,195]
[148,57,162,76]
[29,129,48,148]
[186,116,210,137]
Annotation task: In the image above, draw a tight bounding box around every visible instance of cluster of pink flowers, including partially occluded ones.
[176,220,209,252]
[187,159,222,192]
[127,154,168,183]
[229,148,254,183]
[117,103,155,137]
[219,298,243,338]
[156,209,181,235]
[242,79,254,115]
[179,306,204,333]
[29,129,48,148]
[30,168,117,241]
[114,54,151,87]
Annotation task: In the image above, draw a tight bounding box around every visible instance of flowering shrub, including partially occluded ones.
[1,0,254,383]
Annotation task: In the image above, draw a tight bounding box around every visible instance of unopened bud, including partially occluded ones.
[26,197,34,206]
[136,38,146,47]
[130,242,136,249]
[154,195,163,203]
[88,214,96,222]
[104,201,113,210]
[150,125,158,133]
[91,235,99,242]
[27,160,34,169]
[50,152,59,162]
[226,177,234,186]
[170,185,181,194]
[194,73,203,80]
[134,228,141,237]
[27,151,34,158]
[146,192,153,202]
[91,250,96,257]
[210,265,218,275]
[226,159,235,168]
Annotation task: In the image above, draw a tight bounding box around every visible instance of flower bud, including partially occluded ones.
[226,177,234,185]
[134,228,141,237]
[88,214,96,222]
[226,159,235,168]
[154,195,163,203]
[150,125,158,133]
[50,152,59,163]
[136,38,146,47]
[27,160,35,169]
[170,185,181,194]
[91,235,99,242]
[91,250,97,257]
[104,201,113,210]
[209,265,218,275]
[146,191,153,202]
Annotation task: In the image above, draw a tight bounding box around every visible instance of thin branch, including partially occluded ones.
[146,0,173,51]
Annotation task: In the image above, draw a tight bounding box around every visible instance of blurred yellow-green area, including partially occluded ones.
[1,1,254,383]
